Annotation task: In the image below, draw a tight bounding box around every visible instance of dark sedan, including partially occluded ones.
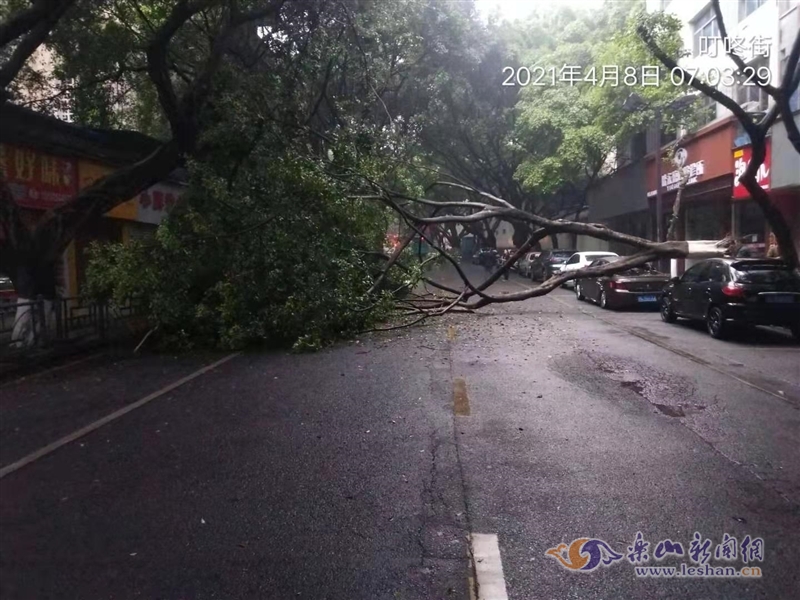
[472,248,493,265]
[575,258,670,309]
[530,249,576,281]
[660,258,800,340]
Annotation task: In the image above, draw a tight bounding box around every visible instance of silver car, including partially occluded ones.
[517,251,541,278]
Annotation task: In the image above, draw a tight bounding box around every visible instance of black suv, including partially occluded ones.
[660,258,800,340]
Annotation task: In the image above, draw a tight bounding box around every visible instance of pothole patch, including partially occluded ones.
[558,351,703,418]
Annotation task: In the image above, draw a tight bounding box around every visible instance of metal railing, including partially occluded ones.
[0,296,146,356]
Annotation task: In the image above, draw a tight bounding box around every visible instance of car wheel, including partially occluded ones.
[660,297,676,323]
[599,289,610,309]
[576,283,584,301]
[706,306,728,339]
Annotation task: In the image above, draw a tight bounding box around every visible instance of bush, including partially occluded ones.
[85,152,396,352]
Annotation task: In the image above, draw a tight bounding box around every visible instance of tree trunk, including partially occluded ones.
[549,233,559,249]
[10,296,54,348]
[9,260,58,347]
[512,221,532,248]
[570,206,582,249]
[482,222,497,248]
[666,168,688,242]
[742,172,798,268]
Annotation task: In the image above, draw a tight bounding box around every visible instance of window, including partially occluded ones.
[698,94,717,124]
[660,128,677,146]
[682,262,710,283]
[782,56,800,112]
[692,6,719,56]
[566,255,580,265]
[709,262,729,283]
[735,58,769,112]
[739,0,767,22]
[631,131,647,160]
[686,202,728,240]
[735,81,769,111]
[732,265,800,284]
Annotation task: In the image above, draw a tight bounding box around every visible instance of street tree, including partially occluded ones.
[638,0,800,268]
[364,2,800,318]
[1,0,288,342]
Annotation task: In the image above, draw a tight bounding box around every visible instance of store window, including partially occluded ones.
[685,201,728,240]
[735,200,767,256]
[606,211,650,254]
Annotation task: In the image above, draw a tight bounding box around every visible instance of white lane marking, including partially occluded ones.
[471,533,509,600]
[0,353,240,479]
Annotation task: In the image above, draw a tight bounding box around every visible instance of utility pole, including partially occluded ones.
[654,109,664,272]
[654,109,663,245]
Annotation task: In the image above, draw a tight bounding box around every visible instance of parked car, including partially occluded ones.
[576,257,670,309]
[530,250,576,281]
[472,248,493,265]
[0,275,16,307]
[660,258,800,340]
[474,248,498,269]
[517,251,541,278]
[560,251,619,288]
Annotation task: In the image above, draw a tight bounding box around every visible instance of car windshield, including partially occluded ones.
[550,252,574,261]
[732,265,800,284]
[0,277,14,291]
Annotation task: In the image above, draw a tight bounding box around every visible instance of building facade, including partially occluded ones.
[0,104,183,298]
[587,0,800,271]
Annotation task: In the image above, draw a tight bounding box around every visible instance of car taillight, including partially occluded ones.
[722,283,746,298]
[609,281,627,290]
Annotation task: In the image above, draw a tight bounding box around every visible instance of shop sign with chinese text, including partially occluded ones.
[732,140,770,200]
[0,144,78,209]
[647,148,705,197]
[78,160,181,224]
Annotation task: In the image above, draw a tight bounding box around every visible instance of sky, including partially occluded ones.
[474,0,606,22]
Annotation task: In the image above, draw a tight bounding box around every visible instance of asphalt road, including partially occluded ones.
[1,264,799,599]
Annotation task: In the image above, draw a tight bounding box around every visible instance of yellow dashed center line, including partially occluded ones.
[453,377,470,416]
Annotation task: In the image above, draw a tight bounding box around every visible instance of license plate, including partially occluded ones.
[637,295,658,303]
[765,295,795,303]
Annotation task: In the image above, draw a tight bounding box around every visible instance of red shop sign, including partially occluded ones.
[0,144,78,209]
[732,140,770,200]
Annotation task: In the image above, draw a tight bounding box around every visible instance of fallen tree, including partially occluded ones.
[362,0,800,320]
[355,178,738,316]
